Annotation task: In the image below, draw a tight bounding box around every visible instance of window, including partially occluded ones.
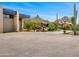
[10,15,14,19]
[3,14,9,18]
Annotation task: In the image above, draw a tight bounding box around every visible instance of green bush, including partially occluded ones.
[47,23,57,31]
[64,23,72,30]
[76,25,79,31]
[24,21,32,30]
[24,19,41,31]
[34,25,41,32]
[31,19,41,31]
[47,26,55,31]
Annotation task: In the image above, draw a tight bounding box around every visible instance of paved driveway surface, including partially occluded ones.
[0,32,79,57]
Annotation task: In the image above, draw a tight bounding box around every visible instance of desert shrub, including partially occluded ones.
[47,26,55,31]
[64,23,72,30]
[34,25,41,32]
[24,21,32,30]
[47,23,57,31]
[31,19,41,31]
[76,25,79,31]
[24,19,42,32]
[63,23,72,34]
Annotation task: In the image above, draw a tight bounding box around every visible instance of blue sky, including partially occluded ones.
[0,2,79,22]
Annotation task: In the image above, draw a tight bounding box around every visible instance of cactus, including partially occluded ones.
[56,13,58,30]
[71,3,77,35]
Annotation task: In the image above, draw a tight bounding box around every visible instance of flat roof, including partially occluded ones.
[3,8,30,18]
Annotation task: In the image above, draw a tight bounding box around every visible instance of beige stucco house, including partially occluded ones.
[0,6,30,33]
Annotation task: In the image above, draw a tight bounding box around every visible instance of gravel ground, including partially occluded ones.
[0,32,79,57]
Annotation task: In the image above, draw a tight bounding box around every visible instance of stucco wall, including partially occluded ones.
[0,6,3,33]
[0,7,30,33]
[3,17,14,32]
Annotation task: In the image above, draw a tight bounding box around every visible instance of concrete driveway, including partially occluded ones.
[0,32,79,57]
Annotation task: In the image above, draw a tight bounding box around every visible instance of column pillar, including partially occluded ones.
[22,18,24,31]
[0,6,3,33]
[14,10,19,32]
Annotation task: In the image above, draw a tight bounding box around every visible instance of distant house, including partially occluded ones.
[0,6,30,33]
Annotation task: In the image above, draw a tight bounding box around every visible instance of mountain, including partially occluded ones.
[33,15,49,24]
[55,16,71,24]
[61,16,71,23]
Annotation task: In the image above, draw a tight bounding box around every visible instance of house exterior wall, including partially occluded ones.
[0,7,30,33]
[3,16,14,32]
[3,10,20,32]
[0,6,3,33]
